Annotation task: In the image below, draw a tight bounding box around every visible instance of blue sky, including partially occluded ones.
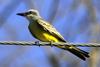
[0,0,100,67]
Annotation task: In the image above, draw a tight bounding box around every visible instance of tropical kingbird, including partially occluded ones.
[17,9,89,60]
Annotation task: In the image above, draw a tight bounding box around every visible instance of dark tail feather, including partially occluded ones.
[62,46,89,61]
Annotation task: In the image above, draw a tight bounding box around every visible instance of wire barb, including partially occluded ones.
[0,41,100,47]
[35,41,40,47]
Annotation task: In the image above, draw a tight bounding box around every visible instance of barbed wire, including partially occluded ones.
[0,41,100,47]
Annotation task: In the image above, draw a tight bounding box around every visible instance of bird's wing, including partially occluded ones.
[37,19,90,61]
[37,19,66,42]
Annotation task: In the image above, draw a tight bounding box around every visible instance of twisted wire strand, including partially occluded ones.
[0,41,100,47]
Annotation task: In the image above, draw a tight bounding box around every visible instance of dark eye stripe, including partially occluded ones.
[25,12,30,14]
[27,11,37,15]
[29,11,33,14]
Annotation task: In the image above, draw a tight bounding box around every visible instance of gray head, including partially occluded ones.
[17,9,41,20]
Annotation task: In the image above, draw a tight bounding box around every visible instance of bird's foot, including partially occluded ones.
[49,41,53,47]
[35,41,40,47]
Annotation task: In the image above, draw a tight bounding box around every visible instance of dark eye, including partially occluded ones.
[29,11,33,14]
[29,11,37,15]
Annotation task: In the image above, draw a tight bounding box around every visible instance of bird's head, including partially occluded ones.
[17,9,41,20]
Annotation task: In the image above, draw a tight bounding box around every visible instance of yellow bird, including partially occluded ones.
[17,9,89,60]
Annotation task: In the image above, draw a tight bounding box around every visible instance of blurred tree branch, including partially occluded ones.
[47,0,60,23]
[48,54,60,67]
[81,0,96,24]
[24,0,34,9]
[81,0,100,67]
[0,0,22,27]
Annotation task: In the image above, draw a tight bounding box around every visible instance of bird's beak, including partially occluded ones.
[16,12,27,16]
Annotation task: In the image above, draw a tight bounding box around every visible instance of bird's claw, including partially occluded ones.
[35,41,40,47]
[49,41,53,47]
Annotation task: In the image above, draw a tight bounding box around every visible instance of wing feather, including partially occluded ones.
[37,19,66,42]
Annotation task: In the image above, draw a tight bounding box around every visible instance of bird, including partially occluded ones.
[17,9,89,60]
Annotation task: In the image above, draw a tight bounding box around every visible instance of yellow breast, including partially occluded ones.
[28,22,59,42]
[42,33,59,42]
